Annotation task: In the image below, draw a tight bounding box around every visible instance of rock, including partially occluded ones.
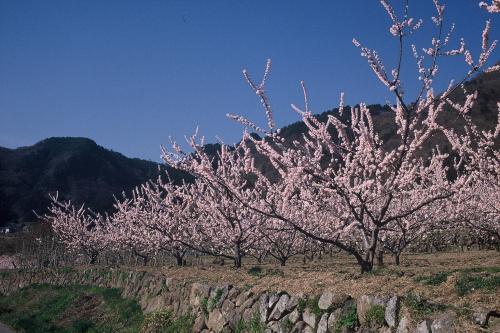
[378,327,392,333]
[302,308,317,329]
[415,319,432,333]
[240,295,257,311]
[269,293,280,309]
[260,293,270,322]
[286,295,299,312]
[290,321,306,333]
[269,294,291,320]
[221,299,235,315]
[357,295,386,325]
[288,309,301,324]
[303,325,314,333]
[317,313,329,333]
[225,309,242,331]
[318,291,335,310]
[396,315,411,333]
[235,291,253,307]
[210,285,229,308]
[190,283,211,308]
[206,308,226,332]
[318,291,350,310]
[385,296,400,328]
[227,286,239,299]
[328,308,342,332]
[430,312,456,333]
[472,306,490,326]
[192,315,206,332]
[267,320,280,332]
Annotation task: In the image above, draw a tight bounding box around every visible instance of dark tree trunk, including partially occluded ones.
[376,250,384,267]
[234,243,243,268]
[394,253,401,266]
[173,251,185,266]
[279,257,287,266]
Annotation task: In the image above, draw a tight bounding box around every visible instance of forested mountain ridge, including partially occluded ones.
[0,137,188,228]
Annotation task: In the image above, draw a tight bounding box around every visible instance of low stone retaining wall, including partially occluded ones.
[0,268,496,332]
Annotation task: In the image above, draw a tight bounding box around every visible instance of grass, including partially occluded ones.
[0,284,196,333]
[402,292,447,321]
[297,296,321,316]
[142,309,194,333]
[414,266,500,296]
[200,287,225,314]
[414,271,451,285]
[0,284,144,333]
[365,305,385,327]
[234,312,266,333]
[455,273,500,296]
[333,304,358,333]
[247,266,284,278]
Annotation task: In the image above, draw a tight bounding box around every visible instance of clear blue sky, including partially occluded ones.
[0,0,498,162]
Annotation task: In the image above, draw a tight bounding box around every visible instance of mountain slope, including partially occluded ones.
[0,137,187,228]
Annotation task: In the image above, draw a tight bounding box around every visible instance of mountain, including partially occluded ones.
[0,137,188,228]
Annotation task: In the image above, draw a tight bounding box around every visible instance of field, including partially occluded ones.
[149,250,500,310]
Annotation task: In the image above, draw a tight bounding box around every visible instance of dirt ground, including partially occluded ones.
[141,250,499,312]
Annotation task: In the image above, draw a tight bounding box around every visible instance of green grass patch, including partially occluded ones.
[297,296,321,316]
[142,309,194,333]
[455,273,500,296]
[247,266,263,277]
[233,312,265,333]
[0,283,144,333]
[414,271,450,285]
[403,292,446,321]
[334,304,358,333]
[246,266,284,278]
[365,305,385,326]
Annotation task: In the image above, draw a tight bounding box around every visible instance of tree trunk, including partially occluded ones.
[89,252,98,265]
[279,257,287,266]
[394,253,401,266]
[376,250,384,267]
[234,243,243,268]
[174,251,184,266]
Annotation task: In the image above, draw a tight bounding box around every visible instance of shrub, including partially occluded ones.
[200,297,209,315]
[141,309,173,332]
[248,312,266,333]
[247,266,263,277]
[334,304,358,333]
[365,305,385,327]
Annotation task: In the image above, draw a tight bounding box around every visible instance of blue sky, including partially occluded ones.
[0,0,498,161]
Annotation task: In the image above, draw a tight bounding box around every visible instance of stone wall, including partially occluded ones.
[0,268,495,332]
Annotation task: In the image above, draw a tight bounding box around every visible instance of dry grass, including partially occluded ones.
[139,250,499,312]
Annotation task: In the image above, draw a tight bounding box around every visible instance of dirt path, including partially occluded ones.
[0,322,16,333]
